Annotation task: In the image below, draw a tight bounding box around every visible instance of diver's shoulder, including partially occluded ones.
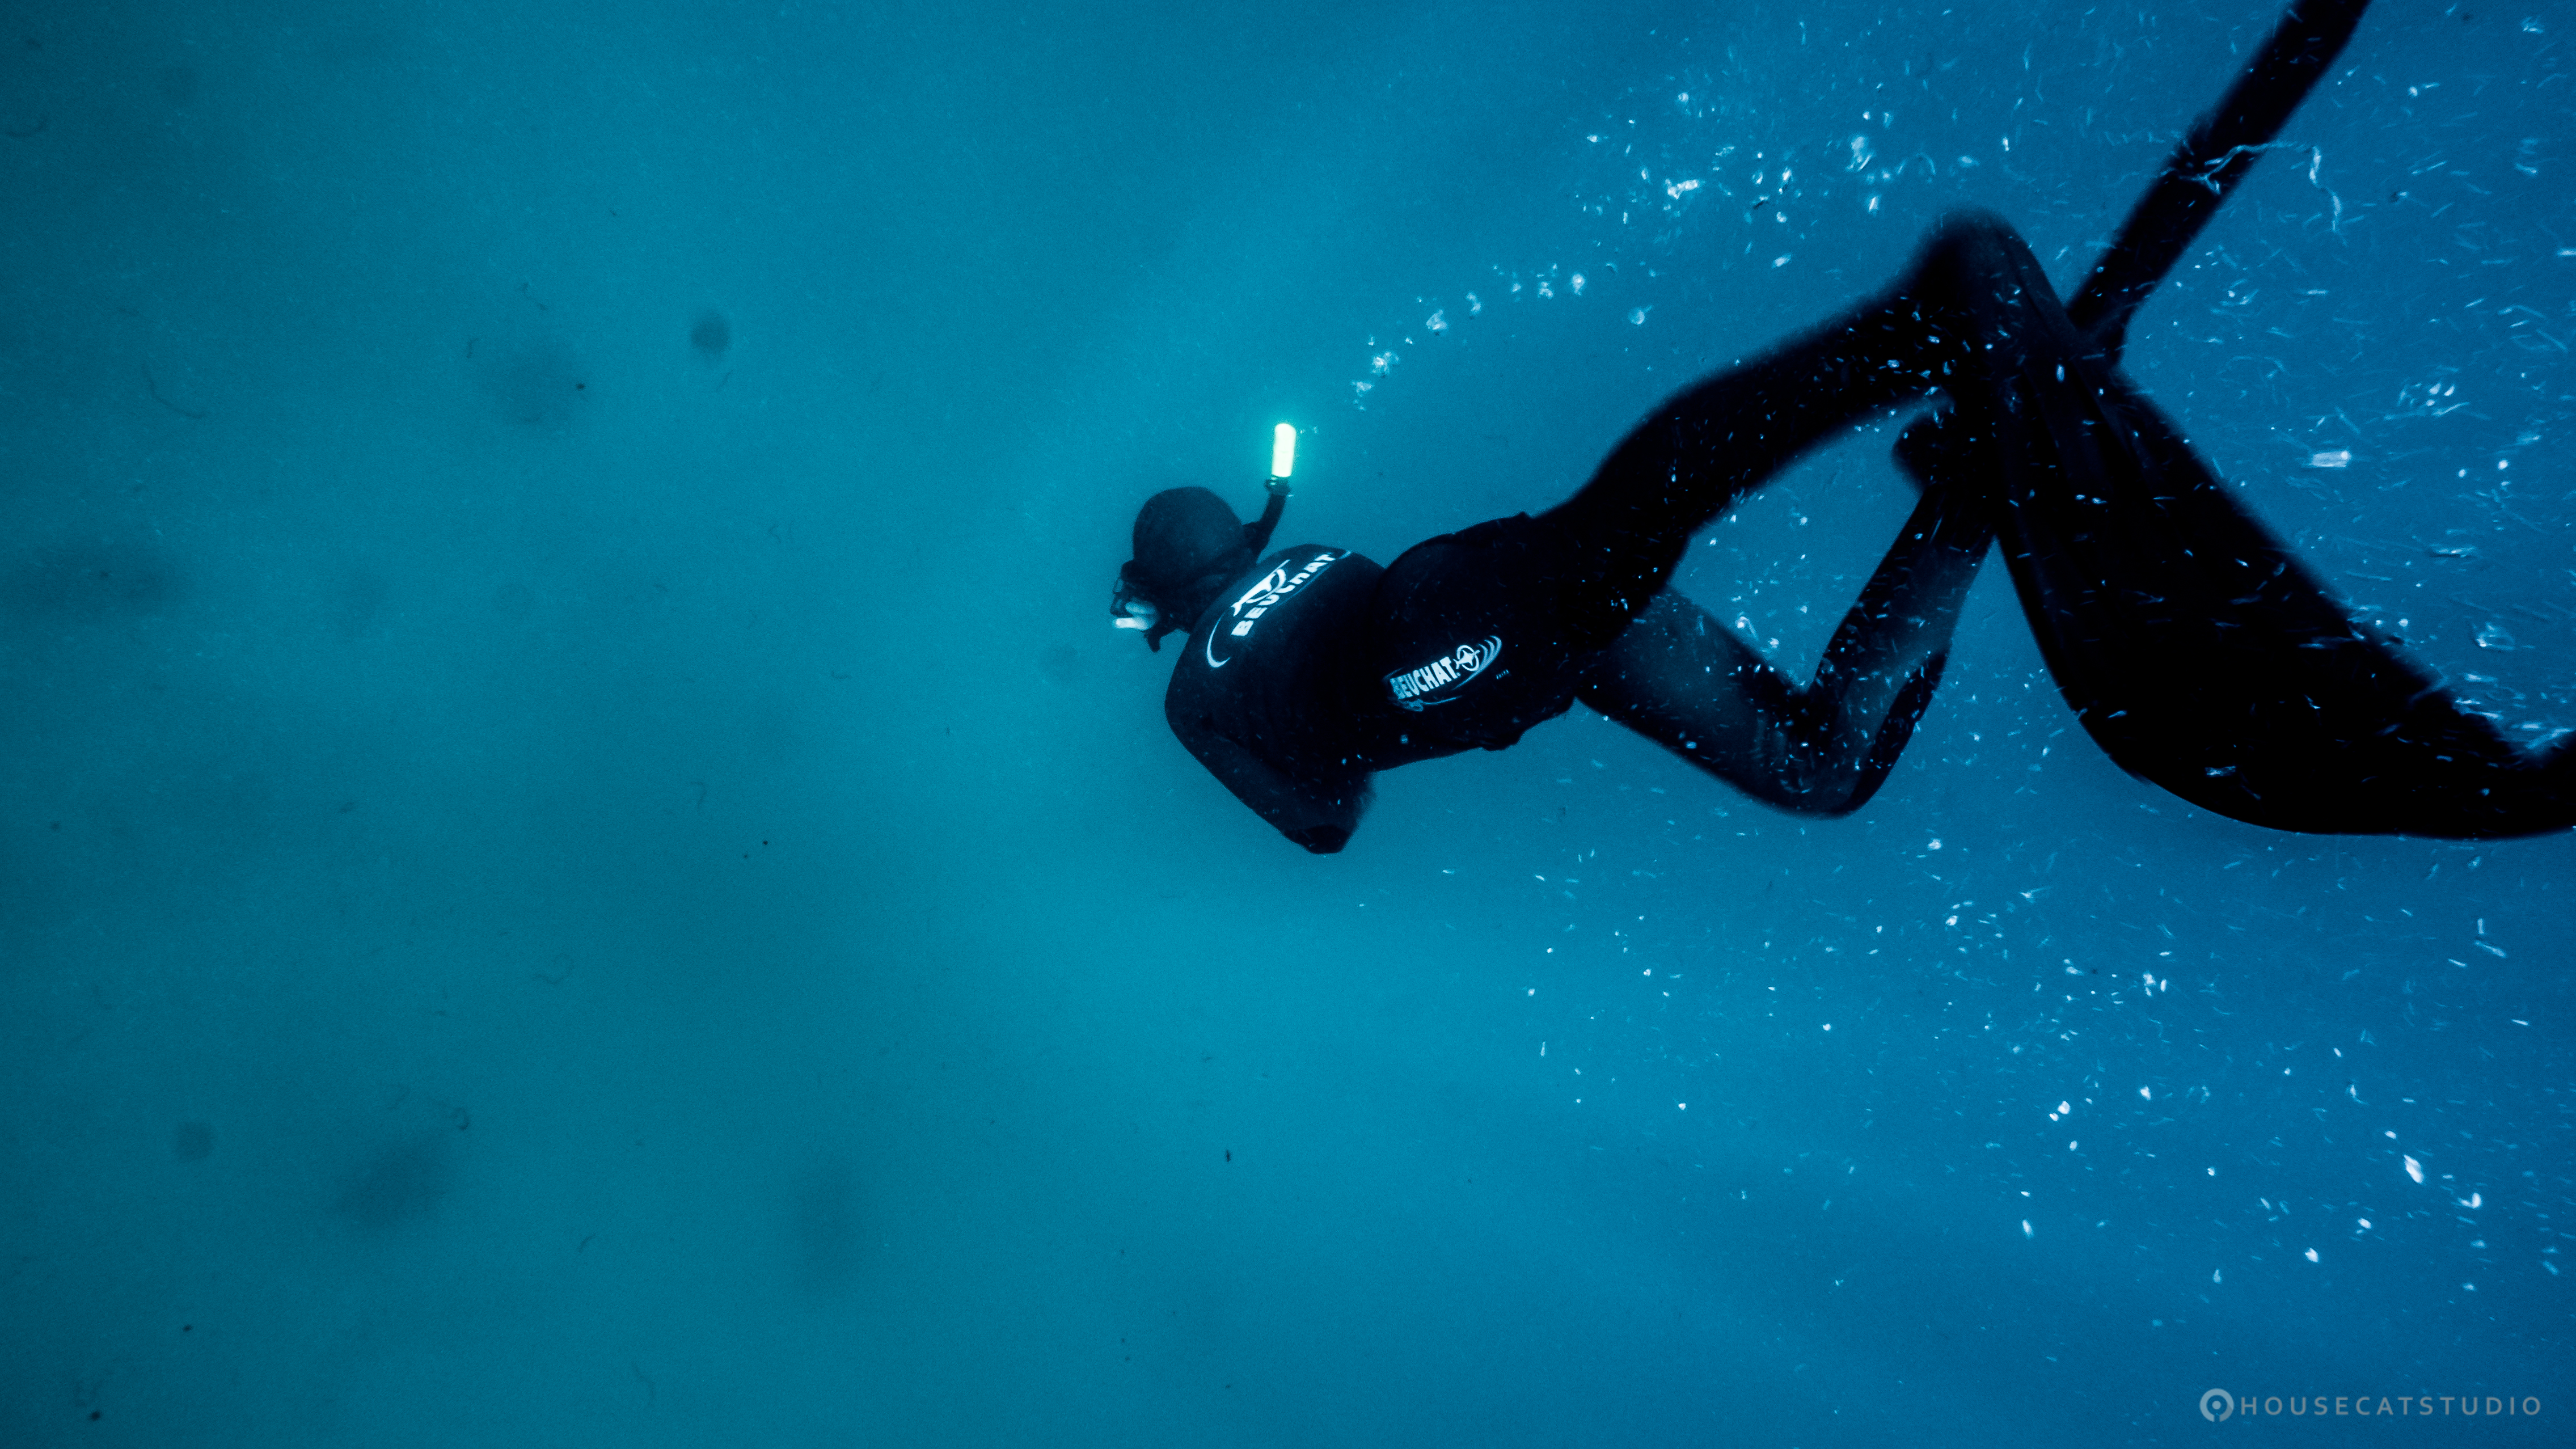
[1169,543,1374,684]
[1209,545,1376,630]
[1254,542,1378,573]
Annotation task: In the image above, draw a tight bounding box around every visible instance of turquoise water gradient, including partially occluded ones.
[3,2,2569,1443]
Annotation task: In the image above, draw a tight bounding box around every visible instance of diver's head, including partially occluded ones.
[1111,487,1253,650]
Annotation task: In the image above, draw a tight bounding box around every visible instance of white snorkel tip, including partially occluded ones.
[1270,423,1297,481]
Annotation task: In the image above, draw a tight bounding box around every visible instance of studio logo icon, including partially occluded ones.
[2191,1388,2538,1421]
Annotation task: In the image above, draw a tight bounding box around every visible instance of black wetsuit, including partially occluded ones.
[1164,211,2576,852]
[1162,214,2025,854]
[1164,543,1391,854]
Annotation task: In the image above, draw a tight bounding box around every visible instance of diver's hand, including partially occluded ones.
[1264,476,1292,498]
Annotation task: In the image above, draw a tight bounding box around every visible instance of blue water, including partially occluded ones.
[3,2,2569,1443]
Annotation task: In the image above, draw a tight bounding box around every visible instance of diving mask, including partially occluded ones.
[1109,564,1160,632]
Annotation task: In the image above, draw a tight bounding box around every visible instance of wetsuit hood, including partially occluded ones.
[1118,486,1281,651]
[1134,488,1247,581]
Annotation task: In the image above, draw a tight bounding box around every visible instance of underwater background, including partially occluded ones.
[2,0,2570,1443]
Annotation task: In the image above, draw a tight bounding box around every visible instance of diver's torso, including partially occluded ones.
[1163,544,1439,777]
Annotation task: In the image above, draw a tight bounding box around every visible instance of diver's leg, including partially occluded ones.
[1532,214,2028,649]
[1369,213,2028,762]
[1579,473,1997,814]
[1913,221,2576,837]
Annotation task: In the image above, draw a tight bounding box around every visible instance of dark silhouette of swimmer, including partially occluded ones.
[1110,0,2572,852]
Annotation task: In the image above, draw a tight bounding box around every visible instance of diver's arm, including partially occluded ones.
[1175,724,1369,854]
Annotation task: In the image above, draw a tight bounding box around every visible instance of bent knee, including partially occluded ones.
[1718,755,1872,818]
[1776,778,1873,818]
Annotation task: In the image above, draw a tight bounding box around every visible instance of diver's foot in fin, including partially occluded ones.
[1892,403,2012,536]
[1894,407,1970,493]
[1887,210,2027,362]
[1895,209,2095,390]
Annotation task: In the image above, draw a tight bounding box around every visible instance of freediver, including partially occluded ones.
[1110,208,2576,851]
[1108,10,2569,852]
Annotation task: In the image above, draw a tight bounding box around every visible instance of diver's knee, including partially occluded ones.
[1775,779,1865,817]
[1758,776,1870,818]
[1737,745,1870,817]
[1287,823,1350,854]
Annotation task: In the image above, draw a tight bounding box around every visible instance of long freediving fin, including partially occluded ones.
[2065,0,2372,360]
